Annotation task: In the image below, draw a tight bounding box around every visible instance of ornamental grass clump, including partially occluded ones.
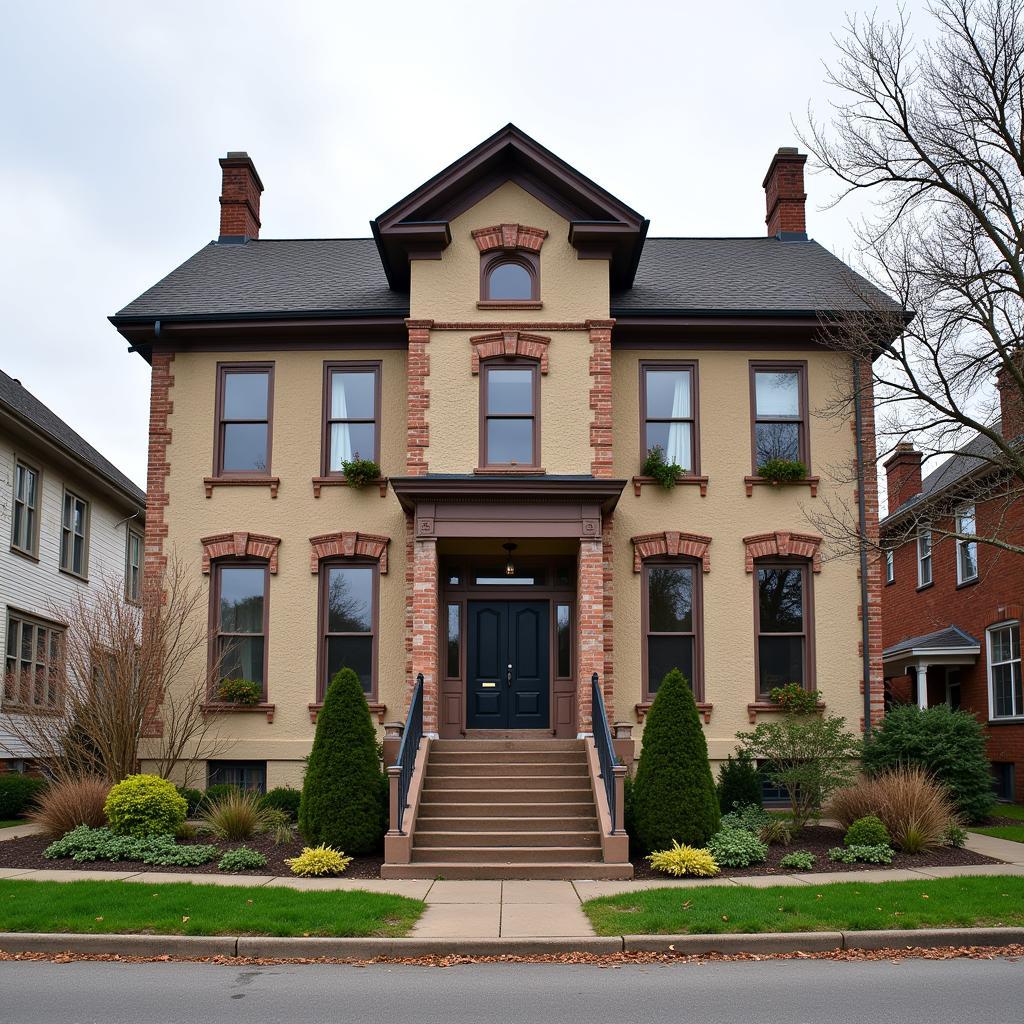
[647,841,720,878]
[104,775,187,838]
[199,789,274,841]
[285,844,353,877]
[27,776,109,838]
[707,827,769,867]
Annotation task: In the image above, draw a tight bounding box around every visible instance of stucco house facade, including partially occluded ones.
[112,126,888,876]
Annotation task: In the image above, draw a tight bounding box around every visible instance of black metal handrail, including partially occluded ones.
[591,672,619,834]
[394,673,424,834]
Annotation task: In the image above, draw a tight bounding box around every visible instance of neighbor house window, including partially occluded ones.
[755,564,812,697]
[885,548,895,584]
[641,363,698,473]
[992,762,1016,802]
[207,761,266,793]
[917,527,933,587]
[3,612,62,710]
[214,363,273,475]
[988,621,1022,720]
[125,528,143,603]
[212,564,268,696]
[956,504,978,584]
[11,459,40,557]
[60,488,89,578]
[480,361,539,468]
[320,563,376,698]
[481,253,538,302]
[750,362,808,471]
[322,363,380,473]
[644,562,701,697]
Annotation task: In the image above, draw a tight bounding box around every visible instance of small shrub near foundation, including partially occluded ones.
[285,844,353,877]
[828,844,894,864]
[647,841,720,877]
[218,846,269,873]
[779,850,816,870]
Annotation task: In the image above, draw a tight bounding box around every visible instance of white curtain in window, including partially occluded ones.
[664,374,691,471]
[330,377,353,470]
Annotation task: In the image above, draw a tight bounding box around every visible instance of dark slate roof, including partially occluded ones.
[113,235,898,322]
[883,625,980,659]
[0,369,146,508]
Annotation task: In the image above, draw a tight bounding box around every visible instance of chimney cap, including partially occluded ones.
[777,146,800,155]
[882,442,920,468]
[225,150,250,159]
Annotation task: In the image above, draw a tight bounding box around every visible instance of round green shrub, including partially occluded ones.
[0,775,47,818]
[631,669,720,854]
[298,667,387,855]
[104,774,187,837]
[844,814,891,848]
[862,704,995,822]
[218,846,269,872]
[716,750,762,814]
[261,786,301,821]
[707,826,769,867]
[175,787,204,817]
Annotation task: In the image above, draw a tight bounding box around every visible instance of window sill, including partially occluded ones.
[987,716,1024,726]
[747,700,825,723]
[9,545,39,564]
[473,466,546,476]
[956,576,980,590]
[203,476,280,498]
[744,475,819,497]
[631,474,709,497]
[200,701,276,723]
[476,300,543,310]
[916,581,934,593]
[309,701,386,725]
[312,476,389,498]
[58,567,89,584]
[636,701,712,724]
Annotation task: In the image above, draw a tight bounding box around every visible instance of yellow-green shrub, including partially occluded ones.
[104,774,187,837]
[647,840,720,877]
[284,844,353,877]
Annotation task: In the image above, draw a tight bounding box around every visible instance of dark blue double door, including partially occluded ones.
[466,600,550,729]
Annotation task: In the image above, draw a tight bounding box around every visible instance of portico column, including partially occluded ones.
[916,662,929,710]
[412,537,439,736]
[577,535,604,735]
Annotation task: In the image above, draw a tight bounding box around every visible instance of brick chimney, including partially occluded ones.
[996,360,1024,441]
[218,151,263,241]
[883,443,923,512]
[762,146,808,239]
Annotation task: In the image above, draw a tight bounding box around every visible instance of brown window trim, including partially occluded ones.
[480,250,540,303]
[207,560,270,703]
[752,559,816,700]
[320,360,382,477]
[125,525,144,605]
[212,361,275,478]
[316,558,379,702]
[641,558,705,701]
[10,456,42,561]
[639,360,701,474]
[3,609,64,713]
[748,360,811,475]
[478,358,542,470]
[58,486,90,581]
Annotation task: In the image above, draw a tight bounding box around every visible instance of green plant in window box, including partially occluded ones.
[340,456,381,489]
[768,683,823,715]
[642,445,684,490]
[217,678,263,705]
[757,457,808,483]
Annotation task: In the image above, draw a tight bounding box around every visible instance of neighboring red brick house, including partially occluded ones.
[881,372,1024,803]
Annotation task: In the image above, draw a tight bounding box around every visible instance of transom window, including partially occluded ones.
[481,253,538,302]
[988,621,1022,719]
[917,527,933,587]
[60,489,89,578]
[125,528,143,603]
[644,563,700,697]
[215,364,273,475]
[751,363,808,470]
[4,612,62,710]
[11,459,40,557]
[213,564,267,694]
[320,564,376,697]
[755,564,811,697]
[642,364,697,472]
[480,361,539,468]
[956,504,978,584]
[324,363,380,473]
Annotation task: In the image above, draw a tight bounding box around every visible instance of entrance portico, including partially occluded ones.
[882,625,981,709]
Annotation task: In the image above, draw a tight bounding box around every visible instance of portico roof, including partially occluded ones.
[882,625,981,665]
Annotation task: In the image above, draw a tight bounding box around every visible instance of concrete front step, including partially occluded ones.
[431,739,584,753]
[415,830,601,848]
[381,861,634,880]
[429,750,587,765]
[417,801,597,817]
[423,775,592,792]
[421,790,592,806]
[427,762,589,778]
[416,816,599,832]
[411,845,602,864]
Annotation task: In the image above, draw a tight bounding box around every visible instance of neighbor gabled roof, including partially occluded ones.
[0,368,146,509]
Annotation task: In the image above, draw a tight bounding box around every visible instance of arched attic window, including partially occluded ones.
[481,252,539,301]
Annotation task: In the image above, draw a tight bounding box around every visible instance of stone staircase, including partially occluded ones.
[383,737,632,879]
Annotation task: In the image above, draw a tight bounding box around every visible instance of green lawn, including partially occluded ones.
[583,876,1024,936]
[972,804,1024,843]
[0,880,424,937]
[0,820,24,829]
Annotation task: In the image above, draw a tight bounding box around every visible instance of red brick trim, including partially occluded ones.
[631,531,712,573]
[577,537,604,732]
[406,319,432,476]
[412,538,439,734]
[470,331,550,374]
[308,531,390,574]
[989,602,1024,625]
[743,531,822,573]
[201,532,281,574]
[587,319,614,479]
[471,223,548,253]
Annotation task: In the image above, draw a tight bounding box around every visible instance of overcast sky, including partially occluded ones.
[0,0,920,489]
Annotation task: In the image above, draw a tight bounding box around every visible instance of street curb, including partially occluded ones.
[2,928,1024,959]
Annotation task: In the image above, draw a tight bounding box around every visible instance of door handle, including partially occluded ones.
[506,663,513,687]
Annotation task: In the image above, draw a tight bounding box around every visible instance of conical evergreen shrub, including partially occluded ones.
[631,668,720,854]
[298,667,386,855]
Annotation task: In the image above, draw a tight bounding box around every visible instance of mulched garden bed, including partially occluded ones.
[630,825,999,879]
[0,832,384,879]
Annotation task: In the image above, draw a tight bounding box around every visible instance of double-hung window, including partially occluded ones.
[4,612,62,709]
[751,363,808,471]
[125,528,143,603]
[323,363,380,473]
[480,361,539,468]
[917,527,933,587]
[320,564,376,697]
[988,622,1022,720]
[885,548,895,584]
[215,364,273,475]
[60,489,89,578]
[956,504,978,584]
[213,564,268,696]
[641,363,697,473]
[755,564,811,697]
[644,563,701,697]
[11,459,40,557]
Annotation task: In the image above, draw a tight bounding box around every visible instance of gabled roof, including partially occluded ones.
[883,625,980,660]
[0,368,146,509]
